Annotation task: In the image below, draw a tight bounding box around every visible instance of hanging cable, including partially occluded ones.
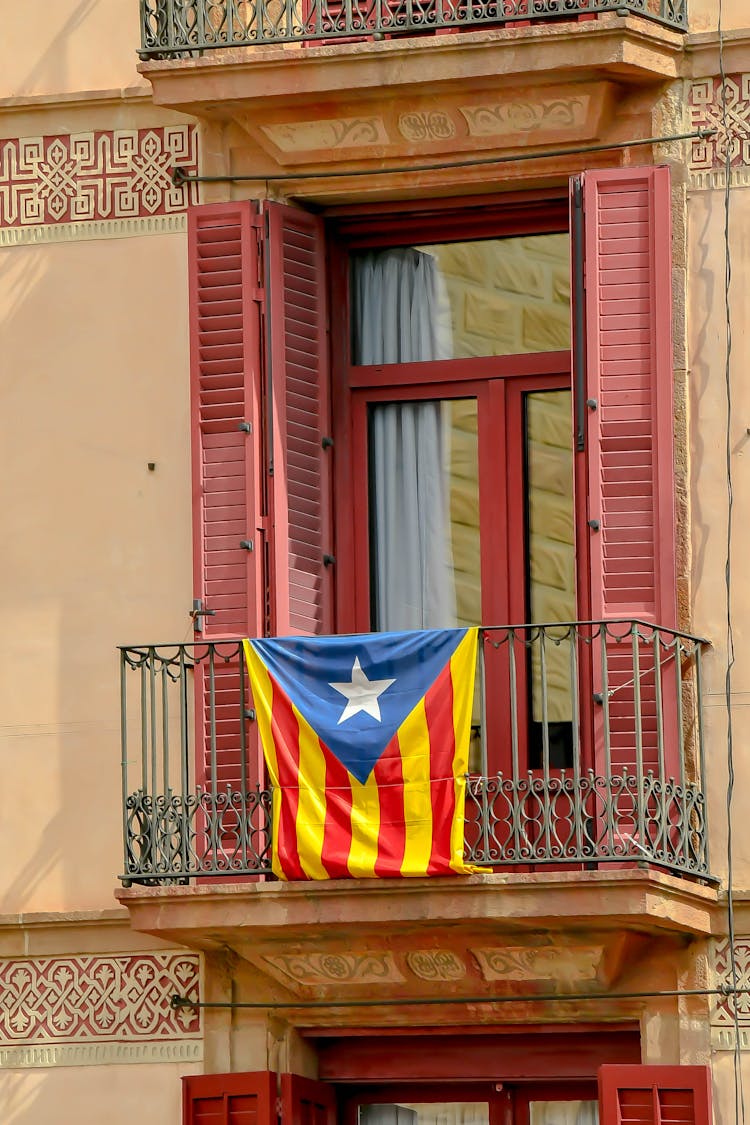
[718,0,746,1118]
[172,128,716,186]
[171,984,744,1013]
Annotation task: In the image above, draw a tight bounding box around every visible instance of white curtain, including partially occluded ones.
[351,248,455,630]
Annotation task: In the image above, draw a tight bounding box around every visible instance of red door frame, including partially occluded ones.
[339,1079,599,1125]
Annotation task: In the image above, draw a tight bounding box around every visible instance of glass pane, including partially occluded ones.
[351,235,570,365]
[360,1104,490,1124]
[529,1101,598,1125]
[369,399,480,632]
[525,390,575,768]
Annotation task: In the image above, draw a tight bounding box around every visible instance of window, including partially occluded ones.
[187,167,677,792]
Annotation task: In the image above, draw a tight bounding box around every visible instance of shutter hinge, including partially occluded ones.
[322,435,334,450]
[588,519,601,531]
[238,421,252,433]
[189,598,216,632]
[586,398,598,411]
[323,553,336,567]
[240,539,253,551]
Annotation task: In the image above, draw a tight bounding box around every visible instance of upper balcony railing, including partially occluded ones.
[119,620,710,886]
[138,0,688,57]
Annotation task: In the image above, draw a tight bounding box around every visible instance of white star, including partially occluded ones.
[329,657,396,725]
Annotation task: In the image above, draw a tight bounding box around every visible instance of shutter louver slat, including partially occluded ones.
[266,203,333,637]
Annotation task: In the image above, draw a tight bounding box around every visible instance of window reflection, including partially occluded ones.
[351,235,570,365]
[360,1103,490,1124]
[529,1100,598,1125]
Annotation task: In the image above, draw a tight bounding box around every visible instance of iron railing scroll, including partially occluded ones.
[139,0,688,57]
[119,620,710,885]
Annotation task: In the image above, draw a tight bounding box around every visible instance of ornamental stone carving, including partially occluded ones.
[261,952,405,987]
[398,112,457,142]
[406,951,467,981]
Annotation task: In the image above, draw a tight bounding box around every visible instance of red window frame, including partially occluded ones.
[328,192,572,640]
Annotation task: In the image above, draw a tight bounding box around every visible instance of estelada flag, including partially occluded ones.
[243,628,485,880]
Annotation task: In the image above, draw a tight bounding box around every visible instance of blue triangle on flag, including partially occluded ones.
[249,629,466,784]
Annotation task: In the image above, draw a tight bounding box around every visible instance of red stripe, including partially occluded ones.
[424,660,458,875]
[373,734,406,877]
[319,744,354,878]
[268,677,306,880]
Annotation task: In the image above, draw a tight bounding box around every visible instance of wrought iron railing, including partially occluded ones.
[119,621,709,884]
[138,0,687,57]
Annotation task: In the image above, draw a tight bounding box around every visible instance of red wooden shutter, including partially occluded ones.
[183,1071,275,1125]
[265,202,334,637]
[598,1065,712,1125]
[578,167,678,791]
[188,202,265,808]
[582,165,675,629]
[281,1073,337,1124]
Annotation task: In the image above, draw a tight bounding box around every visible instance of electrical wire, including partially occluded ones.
[170,985,744,1013]
[718,0,745,1120]
[171,128,716,186]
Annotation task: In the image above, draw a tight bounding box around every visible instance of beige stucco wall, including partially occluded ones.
[1,1061,195,1125]
[688,185,750,889]
[0,1,146,101]
[0,231,192,915]
[690,0,748,33]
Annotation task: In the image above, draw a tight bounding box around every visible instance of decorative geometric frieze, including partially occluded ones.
[711,937,750,1050]
[261,952,405,988]
[0,952,201,1068]
[405,951,467,982]
[0,125,199,244]
[689,75,750,188]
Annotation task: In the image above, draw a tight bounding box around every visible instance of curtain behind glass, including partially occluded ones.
[351,249,455,630]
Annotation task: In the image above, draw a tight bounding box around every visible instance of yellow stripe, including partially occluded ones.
[293,707,329,880]
[243,639,285,880]
[399,698,434,877]
[347,770,380,878]
[447,628,482,873]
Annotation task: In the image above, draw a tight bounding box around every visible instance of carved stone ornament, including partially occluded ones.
[261,952,405,987]
[406,951,467,981]
[472,945,603,984]
[261,117,388,154]
[398,111,457,142]
[461,97,588,138]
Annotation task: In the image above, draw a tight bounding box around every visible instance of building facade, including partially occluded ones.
[2,1,750,1122]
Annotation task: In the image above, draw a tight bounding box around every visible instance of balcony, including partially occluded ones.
[119,620,710,888]
[139,0,687,57]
